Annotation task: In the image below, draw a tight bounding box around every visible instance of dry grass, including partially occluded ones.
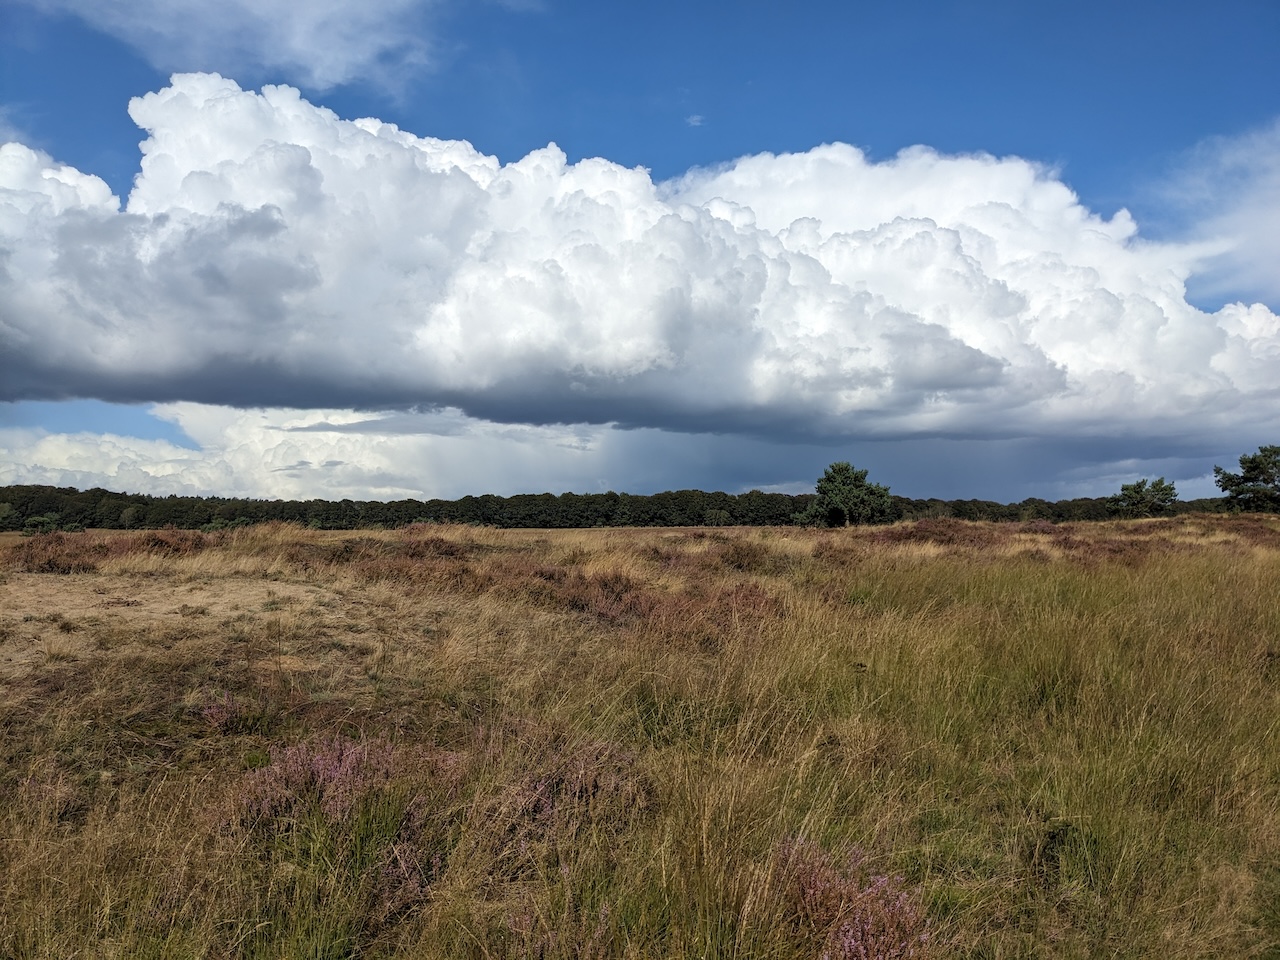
[1,517,1278,958]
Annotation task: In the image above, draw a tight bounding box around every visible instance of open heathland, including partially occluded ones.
[1,517,1278,958]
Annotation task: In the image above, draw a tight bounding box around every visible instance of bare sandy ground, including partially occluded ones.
[0,568,335,681]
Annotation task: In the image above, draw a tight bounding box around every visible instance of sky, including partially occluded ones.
[1,0,1278,504]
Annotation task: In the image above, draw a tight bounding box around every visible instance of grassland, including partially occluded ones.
[1,517,1278,958]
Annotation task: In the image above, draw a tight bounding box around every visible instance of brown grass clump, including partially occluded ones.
[872,517,1012,550]
[2,516,1279,957]
[5,527,218,574]
[7,530,112,573]
[525,567,663,624]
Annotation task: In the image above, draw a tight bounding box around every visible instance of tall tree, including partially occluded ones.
[1107,478,1177,518]
[795,462,895,527]
[1214,445,1280,512]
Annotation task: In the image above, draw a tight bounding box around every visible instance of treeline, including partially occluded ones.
[0,484,1231,534]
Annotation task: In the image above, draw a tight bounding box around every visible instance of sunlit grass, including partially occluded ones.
[1,517,1277,957]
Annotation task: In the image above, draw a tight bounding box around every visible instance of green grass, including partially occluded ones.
[0,517,1277,957]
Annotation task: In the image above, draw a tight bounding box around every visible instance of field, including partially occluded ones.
[1,517,1278,958]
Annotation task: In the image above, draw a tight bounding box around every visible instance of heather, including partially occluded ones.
[1,516,1277,957]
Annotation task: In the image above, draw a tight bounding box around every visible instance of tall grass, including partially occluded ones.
[0,517,1277,957]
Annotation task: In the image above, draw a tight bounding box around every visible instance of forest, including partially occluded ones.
[0,482,1235,534]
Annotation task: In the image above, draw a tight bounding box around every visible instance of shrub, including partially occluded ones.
[775,838,931,959]
[241,735,399,826]
[8,531,109,573]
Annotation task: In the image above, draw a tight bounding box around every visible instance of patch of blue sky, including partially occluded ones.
[0,400,200,449]
[1,5,163,200]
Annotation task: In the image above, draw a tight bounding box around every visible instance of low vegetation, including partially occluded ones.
[1,517,1278,957]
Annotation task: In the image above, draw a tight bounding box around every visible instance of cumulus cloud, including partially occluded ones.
[13,0,436,90]
[2,74,1279,457]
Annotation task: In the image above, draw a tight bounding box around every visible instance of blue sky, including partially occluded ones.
[1,0,1278,502]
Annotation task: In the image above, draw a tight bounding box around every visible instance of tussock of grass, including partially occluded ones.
[1,517,1278,957]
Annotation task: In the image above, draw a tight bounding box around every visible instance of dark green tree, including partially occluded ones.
[795,461,894,527]
[1214,445,1280,512]
[1107,477,1178,518]
[21,512,62,536]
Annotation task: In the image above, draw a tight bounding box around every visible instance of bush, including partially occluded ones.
[796,463,895,527]
[8,531,109,573]
[775,838,931,959]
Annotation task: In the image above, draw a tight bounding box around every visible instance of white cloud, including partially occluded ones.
[0,107,30,146]
[0,401,1248,503]
[1167,118,1280,308]
[14,0,436,90]
[2,74,1279,464]
[0,403,725,500]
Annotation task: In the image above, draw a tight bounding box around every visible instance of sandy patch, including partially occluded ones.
[0,572,334,682]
